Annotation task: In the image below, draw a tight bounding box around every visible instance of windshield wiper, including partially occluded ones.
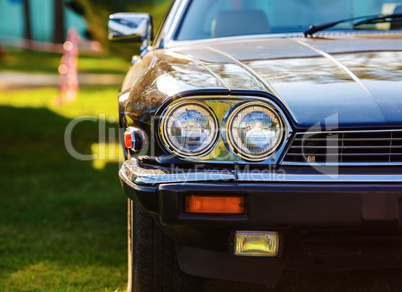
[304,13,402,37]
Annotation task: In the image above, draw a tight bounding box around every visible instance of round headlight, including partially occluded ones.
[160,101,219,158]
[226,102,284,161]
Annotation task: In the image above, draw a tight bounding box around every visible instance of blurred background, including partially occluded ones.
[0,0,171,291]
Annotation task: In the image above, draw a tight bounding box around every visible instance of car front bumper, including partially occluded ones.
[119,159,402,286]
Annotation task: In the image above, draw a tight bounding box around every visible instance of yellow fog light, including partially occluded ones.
[235,231,279,257]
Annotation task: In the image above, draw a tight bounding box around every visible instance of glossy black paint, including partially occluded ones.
[177,245,288,287]
[120,35,402,132]
[119,174,402,286]
[119,35,402,164]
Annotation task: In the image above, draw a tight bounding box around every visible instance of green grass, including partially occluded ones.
[0,86,127,291]
[0,48,130,75]
[3,88,402,292]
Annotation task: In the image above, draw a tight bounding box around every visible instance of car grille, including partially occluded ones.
[301,230,402,256]
[283,130,402,165]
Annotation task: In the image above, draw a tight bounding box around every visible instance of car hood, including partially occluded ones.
[170,36,402,128]
[125,35,402,128]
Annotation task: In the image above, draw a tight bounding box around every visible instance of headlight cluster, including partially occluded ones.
[226,102,283,161]
[160,101,219,158]
[159,98,287,162]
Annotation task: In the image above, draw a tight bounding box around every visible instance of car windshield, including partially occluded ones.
[175,0,402,41]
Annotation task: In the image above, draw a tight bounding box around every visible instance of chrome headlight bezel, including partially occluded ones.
[159,100,219,158]
[158,96,292,164]
[224,101,285,162]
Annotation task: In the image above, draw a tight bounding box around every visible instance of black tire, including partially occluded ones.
[128,199,202,292]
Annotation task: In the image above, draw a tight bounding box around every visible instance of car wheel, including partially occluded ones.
[128,199,202,292]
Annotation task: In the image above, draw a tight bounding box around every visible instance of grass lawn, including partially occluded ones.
[3,90,402,292]
[0,86,127,291]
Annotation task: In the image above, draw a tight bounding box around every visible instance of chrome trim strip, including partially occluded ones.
[278,130,296,165]
[121,159,236,185]
[157,0,184,46]
[119,167,140,188]
[164,0,189,45]
[282,161,402,166]
[120,159,402,185]
[293,129,402,135]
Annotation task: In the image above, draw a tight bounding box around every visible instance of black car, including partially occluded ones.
[109,0,402,291]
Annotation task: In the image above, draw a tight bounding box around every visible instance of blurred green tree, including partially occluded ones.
[76,0,173,59]
[23,0,32,41]
[54,0,66,43]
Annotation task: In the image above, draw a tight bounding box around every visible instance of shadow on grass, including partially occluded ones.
[0,105,127,291]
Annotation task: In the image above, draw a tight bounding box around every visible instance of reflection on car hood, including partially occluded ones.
[124,35,402,128]
[172,36,402,128]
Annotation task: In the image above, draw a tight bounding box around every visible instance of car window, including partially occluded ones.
[175,0,402,40]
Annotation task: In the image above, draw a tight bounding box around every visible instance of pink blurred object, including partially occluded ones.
[55,28,80,104]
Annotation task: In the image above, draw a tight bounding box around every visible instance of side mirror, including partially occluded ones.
[108,13,153,50]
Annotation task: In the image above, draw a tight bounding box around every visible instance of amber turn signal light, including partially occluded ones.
[124,127,144,152]
[185,195,246,214]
